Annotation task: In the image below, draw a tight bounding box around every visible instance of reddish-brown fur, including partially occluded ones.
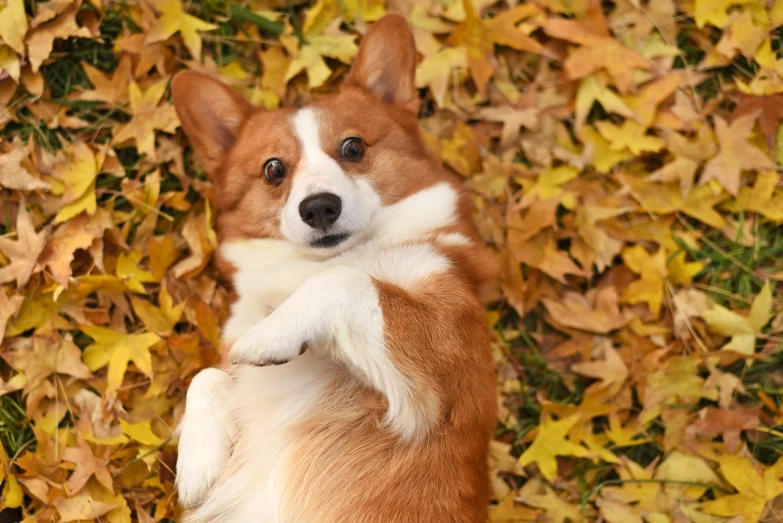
[173,14,497,522]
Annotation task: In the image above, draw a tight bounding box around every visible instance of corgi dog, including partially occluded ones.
[171,14,497,523]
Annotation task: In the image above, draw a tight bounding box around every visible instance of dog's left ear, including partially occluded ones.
[343,14,418,112]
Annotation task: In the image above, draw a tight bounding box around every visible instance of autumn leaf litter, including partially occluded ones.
[0,0,782,521]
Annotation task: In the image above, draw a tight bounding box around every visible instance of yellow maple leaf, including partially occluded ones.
[517,478,584,522]
[621,175,726,229]
[113,78,180,161]
[285,34,358,89]
[574,75,635,132]
[81,325,161,395]
[51,141,103,224]
[119,419,164,446]
[0,0,27,54]
[0,45,20,82]
[701,454,783,522]
[667,251,704,286]
[734,171,783,222]
[0,443,23,508]
[449,0,543,95]
[694,0,757,28]
[116,251,156,294]
[260,46,290,99]
[582,128,632,174]
[595,120,664,155]
[143,0,217,60]
[701,281,772,356]
[621,245,668,316]
[415,46,468,107]
[518,413,590,480]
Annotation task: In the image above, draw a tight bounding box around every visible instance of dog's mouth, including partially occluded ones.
[310,233,351,249]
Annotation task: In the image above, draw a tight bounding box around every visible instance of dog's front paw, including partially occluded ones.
[229,315,308,366]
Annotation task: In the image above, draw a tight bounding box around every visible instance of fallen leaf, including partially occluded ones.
[702,281,772,356]
[55,490,117,522]
[541,18,650,93]
[0,204,49,287]
[449,1,543,95]
[81,325,161,395]
[25,0,93,72]
[113,78,180,161]
[701,454,783,522]
[0,0,27,54]
[700,113,775,195]
[518,414,590,480]
[543,287,632,333]
[0,145,51,191]
[62,439,113,493]
[685,406,760,452]
[143,0,217,61]
[621,245,668,316]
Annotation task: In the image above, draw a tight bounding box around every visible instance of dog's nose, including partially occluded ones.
[299,193,342,229]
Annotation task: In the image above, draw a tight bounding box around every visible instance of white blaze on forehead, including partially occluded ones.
[280,107,381,249]
[292,108,335,180]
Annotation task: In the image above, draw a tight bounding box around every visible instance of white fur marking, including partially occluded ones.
[176,368,233,509]
[280,108,381,250]
[230,265,438,441]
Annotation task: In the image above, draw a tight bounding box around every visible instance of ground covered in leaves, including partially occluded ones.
[0,0,782,521]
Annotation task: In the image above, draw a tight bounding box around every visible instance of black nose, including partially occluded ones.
[299,193,342,229]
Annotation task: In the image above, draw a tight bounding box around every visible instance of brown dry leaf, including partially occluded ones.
[571,343,629,391]
[54,490,117,521]
[517,233,584,283]
[0,204,49,287]
[4,335,92,390]
[540,18,650,93]
[62,439,114,493]
[0,286,24,345]
[543,287,632,334]
[449,1,543,96]
[25,0,93,72]
[0,145,52,191]
[477,106,539,148]
[73,55,132,105]
[685,406,760,452]
[40,210,112,287]
[729,93,783,149]
[700,113,775,195]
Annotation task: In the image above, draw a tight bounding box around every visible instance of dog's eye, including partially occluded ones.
[340,137,365,161]
[263,159,287,184]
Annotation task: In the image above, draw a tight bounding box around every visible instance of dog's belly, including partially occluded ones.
[185,352,341,523]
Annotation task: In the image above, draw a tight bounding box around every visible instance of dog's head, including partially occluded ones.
[172,14,446,253]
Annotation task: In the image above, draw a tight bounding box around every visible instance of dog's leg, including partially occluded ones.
[176,367,234,508]
[229,265,444,441]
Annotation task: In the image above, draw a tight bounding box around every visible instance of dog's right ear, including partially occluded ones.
[172,71,253,177]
